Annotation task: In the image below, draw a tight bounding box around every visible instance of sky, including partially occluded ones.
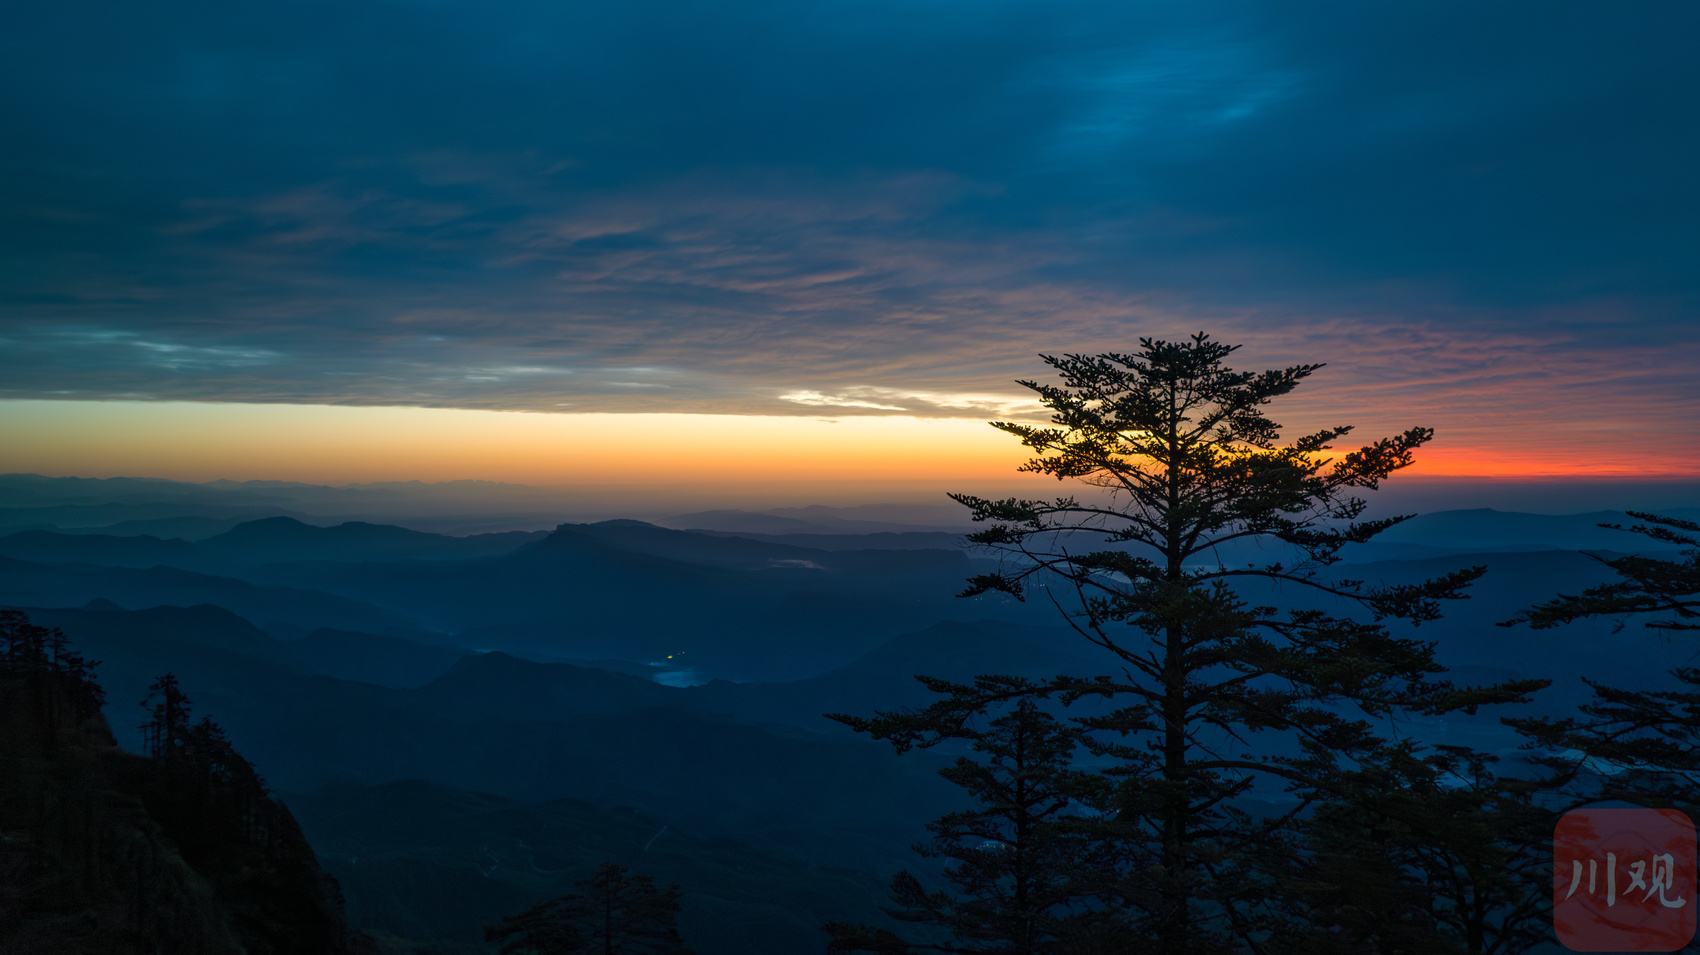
[2,0,1697,495]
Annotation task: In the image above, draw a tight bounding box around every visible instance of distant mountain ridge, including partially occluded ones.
[0,517,548,569]
[4,507,1694,681]
[0,556,423,635]
[660,503,972,535]
[0,472,581,537]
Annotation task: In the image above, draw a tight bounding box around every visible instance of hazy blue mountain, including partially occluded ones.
[0,501,309,535]
[198,516,546,564]
[69,515,256,540]
[660,505,969,535]
[0,529,202,566]
[567,520,972,579]
[13,604,469,690]
[283,627,474,688]
[689,528,971,551]
[659,509,848,535]
[563,519,842,569]
[1368,508,1700,552]
[766,503,974,526]
[0,472,593,535]
[1,519,1009,681]
[0,557,424,634]
[0,518,547,571]
[243,522,1025,681]
[0,472,300,507]
[684,619,1114,734]
[7,506,1688,691]
[415,651,682,720]
[20,508,1685,688]
[1220,548,1696,751]
[39,601,294,666]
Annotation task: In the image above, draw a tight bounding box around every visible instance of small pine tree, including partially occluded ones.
[827,699,1124,953]
[486,862,692,955]
[141,672,194,762]
[0,609,51,672]
[0,610,106,744]
[137,673,282,848]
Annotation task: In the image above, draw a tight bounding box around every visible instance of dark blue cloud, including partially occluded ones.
[0,0,1695,417]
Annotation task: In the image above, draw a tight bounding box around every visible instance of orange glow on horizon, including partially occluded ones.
[0,400,1693,492]
[1405,445,1700,479]
[0,400,1037,487]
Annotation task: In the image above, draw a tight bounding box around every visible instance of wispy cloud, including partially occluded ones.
[778,387,1047,418]
[777,391,909,412]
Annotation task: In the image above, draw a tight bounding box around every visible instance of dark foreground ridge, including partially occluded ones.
[0,610,373,954]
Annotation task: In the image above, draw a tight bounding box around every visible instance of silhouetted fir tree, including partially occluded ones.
[1270,742,1553,955]
[841,335,1543,954]
[139,673,282,849]
[486,862,692,955]
[142,671,193,761]
[826,699,1130,954]
[0,609,106,749]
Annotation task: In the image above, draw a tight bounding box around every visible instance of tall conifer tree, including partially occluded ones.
[837,335,1540,954]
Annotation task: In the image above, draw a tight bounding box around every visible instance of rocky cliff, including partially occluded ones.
[0,610,374,954]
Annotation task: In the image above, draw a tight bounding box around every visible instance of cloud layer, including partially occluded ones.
[1,0,1695,459]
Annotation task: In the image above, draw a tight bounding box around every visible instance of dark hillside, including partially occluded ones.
[0,614,370,954]
[288,780,894,955]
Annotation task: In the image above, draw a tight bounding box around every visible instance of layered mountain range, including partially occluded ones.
[1,473,1695,953]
